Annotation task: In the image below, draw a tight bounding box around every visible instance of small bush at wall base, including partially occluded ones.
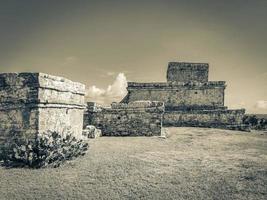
[243,115,267,131]
[0,131,89,168]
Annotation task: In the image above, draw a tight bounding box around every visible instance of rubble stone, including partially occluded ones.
[82,125,102,139]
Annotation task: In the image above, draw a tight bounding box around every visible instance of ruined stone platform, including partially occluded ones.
[84,101,164,136]
[121,62,248,131]
[122,81,226,110]
[163,109,248,131]
[0,73,85,146]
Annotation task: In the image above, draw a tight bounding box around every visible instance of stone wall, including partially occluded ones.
[121,61,248,131]
[167,62,209,83]
[163,109,246,130]
[0,73,85,146]
[122,81,225,110]
[84,101,164,136]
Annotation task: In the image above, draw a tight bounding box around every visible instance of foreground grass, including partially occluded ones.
[0,128,266,200]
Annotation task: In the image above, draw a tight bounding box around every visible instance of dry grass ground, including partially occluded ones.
[0,127,266,200]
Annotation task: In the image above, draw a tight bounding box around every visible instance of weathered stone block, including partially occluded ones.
[84,101,164,136]
[122,81,225,110]
[82,125,102,139]
[0,73,85,147]
[167,62,209,83]
[163,109,247,131]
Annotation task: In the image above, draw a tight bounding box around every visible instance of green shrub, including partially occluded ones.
[0,131,89,168]
[243,115,267,130]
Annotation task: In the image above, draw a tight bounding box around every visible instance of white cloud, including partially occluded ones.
[62,56,78,66]
[65,56,77,62]
[255,100,267,109]
[86,73,128,105]
[227,100,246,110]
[106,72,115,76]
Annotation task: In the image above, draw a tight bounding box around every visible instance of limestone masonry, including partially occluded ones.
[167,62,209,83]
[0,73,85,147]
[121,62,248,131]
[0,61,249,146]
[84,101,164,136]
[122,81,225,111]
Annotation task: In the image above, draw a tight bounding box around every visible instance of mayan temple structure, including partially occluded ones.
[121,62,247,130]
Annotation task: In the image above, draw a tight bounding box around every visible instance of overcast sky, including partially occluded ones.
[0,0,266,113]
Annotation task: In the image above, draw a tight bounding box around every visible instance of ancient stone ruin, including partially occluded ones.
[0,61,249,153]
[84,101,164,136]
[0,72,85,147]
[121,62,248,131]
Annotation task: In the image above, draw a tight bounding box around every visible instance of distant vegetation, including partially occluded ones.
[243,114,267,131]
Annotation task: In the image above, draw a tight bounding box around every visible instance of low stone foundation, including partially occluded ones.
[0,73,85,147]
[84,101,164,136]
[163,109,249,131]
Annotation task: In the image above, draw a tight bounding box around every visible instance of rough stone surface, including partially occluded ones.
[167,62,209,83]
[121,62,247,131]
[163,109,249,131]
[84,101,164,136]
[82,125,102,139]
[0,73,85,147]
[122,81,225,110]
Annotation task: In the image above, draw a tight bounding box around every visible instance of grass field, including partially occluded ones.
[0,127,266,200]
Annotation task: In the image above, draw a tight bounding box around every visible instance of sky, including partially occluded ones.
[0,0,266,113]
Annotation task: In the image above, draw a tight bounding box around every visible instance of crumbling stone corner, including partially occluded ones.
[0,73,85,148]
